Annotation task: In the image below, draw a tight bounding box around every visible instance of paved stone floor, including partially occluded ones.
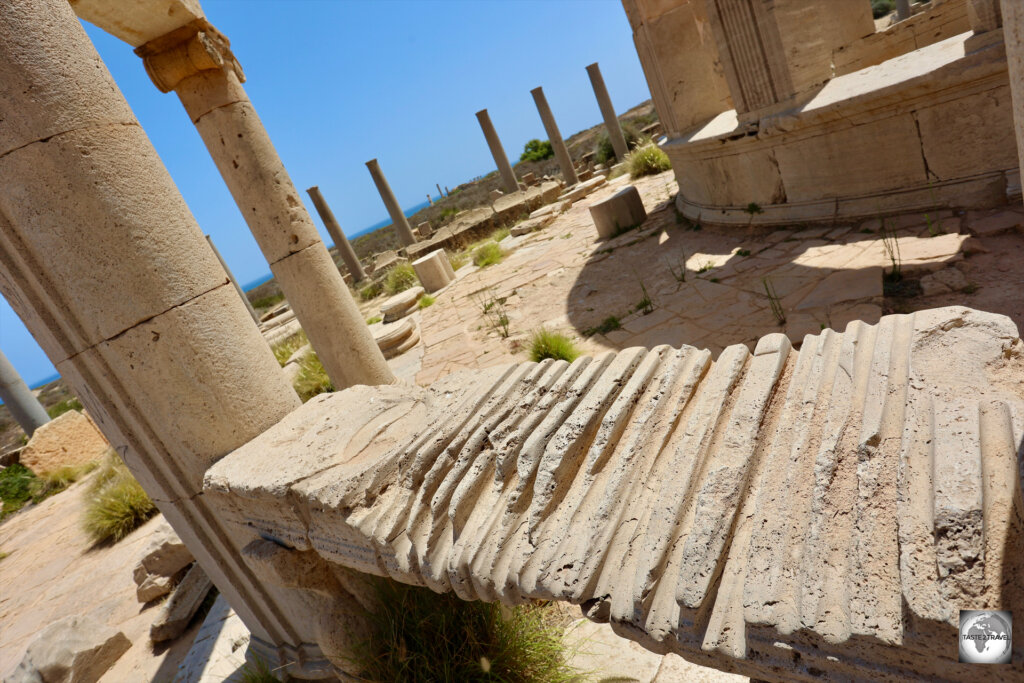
[403,170,984,388]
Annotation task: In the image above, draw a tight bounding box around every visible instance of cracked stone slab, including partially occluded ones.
[206,306,1024,682]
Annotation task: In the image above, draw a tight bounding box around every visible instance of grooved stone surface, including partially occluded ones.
[207,306,1024,682]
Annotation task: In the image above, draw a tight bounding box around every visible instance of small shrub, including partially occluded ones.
[293,353,333,403]
[344,579,578,682]
[448,249,468,271]
[736,248,751,257]
[0,461,97,521]
[473,242,503,268]
[476,293,510,338]
[584,316,622,337]
[47,397,83,419]
[84,452,156,544]
[239,659,282,683]
[529,329,580,362]
[0,550,8,561]
[871,0,895,18]
[366,315,382,325]
[594,122,642,165]
[520,138,554,162]
[744,202,764,215]
[360,282,383,301]
[881,221,902,282]
[493,227,510,242]
[418,294,436,309]
[384,263,419,295]
[271,330,308,367]
[627,142,671,178]
[250,293,285,310]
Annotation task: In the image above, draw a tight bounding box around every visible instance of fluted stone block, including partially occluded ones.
[207,307,1024,682]
[590,186,647,239]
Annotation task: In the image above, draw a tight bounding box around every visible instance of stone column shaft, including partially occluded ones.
[0,1,333,676]
[585,62,628,161]
[530,87,578,186]
[205,234,259,323]
[365,159,417,247]
[895,0,911,21]
[0,349,49,437]
[1004,1,1024,197]
[475,109,519,194]
[306,186,367,283]
[136,29,393,390]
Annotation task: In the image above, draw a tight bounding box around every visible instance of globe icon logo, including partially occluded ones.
[959,610,1012,664]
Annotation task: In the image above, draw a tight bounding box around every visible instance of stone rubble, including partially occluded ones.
[19,411,110,475]
[150,563,214,643]
[207,306,1024,682]
[8,616,131,683]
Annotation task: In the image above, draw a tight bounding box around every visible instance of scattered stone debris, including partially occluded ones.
[132,517,194,604]
[150,563,214,643]
[9,616,131,683]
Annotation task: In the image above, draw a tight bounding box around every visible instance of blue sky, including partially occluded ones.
[0,0,651,388]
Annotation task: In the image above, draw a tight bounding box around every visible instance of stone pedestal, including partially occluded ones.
[412,249,455,292]
[530,86,579,186]
[0,1,332,677]
[306,186,367,283]
[1002,1,1024,195]
[586,62,628,161]
[589,186,647,239]
[205,235,259,323]
[0,349,49,437]
[366,158,417,247]
[135,22,392,391]
[476,109,519,194]
[417,221,433,238]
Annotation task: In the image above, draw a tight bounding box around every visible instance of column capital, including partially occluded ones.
[134,19,244,93]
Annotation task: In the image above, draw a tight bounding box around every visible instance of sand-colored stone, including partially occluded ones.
[132,517,193,603]
[590,185,647,240]
[207,306,1024,682]
[412,249,454,293]
[19,410,109,475]
[8,616,131,683]
[150,563,214,642]
[380,286,425,323]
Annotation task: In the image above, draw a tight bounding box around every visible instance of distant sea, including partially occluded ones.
[241,197,435,292]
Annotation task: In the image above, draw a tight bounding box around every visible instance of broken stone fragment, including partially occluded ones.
[150,563,214,642]
[9,616,130,683]
[19,410,109,475]
[132,517,193,604]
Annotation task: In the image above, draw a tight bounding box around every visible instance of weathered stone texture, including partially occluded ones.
[208,306,1024,681]
[19,410,109,475]
[590,186,647,239]
[9,616,131,683]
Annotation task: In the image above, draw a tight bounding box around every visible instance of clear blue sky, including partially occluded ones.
[0,0,650,388]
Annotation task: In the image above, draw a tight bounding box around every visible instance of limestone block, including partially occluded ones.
[207,306,1024,682]
[489,189,503,201]
[510,213,556,237]
[417,221,433,238]
[577,169,595,182]
[172,594,251,683]
[589,186,647,240]
[19,410,109,475]
[132,517,194,603]
[151,563,214,642]
[921,267,969,296]
[522,172,537,186]
[559,175,608,204]
[412,250,455,293]
[372,250,404,273]
[380,286,424,323]
[9,616,131,683]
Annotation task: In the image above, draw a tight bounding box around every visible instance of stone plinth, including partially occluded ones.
[667,32,1017,227]
[417,221,433,238]
[412,249,455,293]
[207,306,1024,682]
[590,186,647,240]
[373,318,421,360]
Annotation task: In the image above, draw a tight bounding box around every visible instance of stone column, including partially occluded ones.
[365,159,417,247]
[530,86,579,186]
[135,21,393,390]
[437,183,445,198]
[1005,0,1024,195]
[205,235,259,323]
[475,109,519,194]
[895,0,912,21]
[0,349,49,438]
[0,0,331,676]
[967,0,1002,33]
[306,186,367,283]
[585,62,628,161]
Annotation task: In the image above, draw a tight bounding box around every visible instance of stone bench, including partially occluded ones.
[206,306,1024,682]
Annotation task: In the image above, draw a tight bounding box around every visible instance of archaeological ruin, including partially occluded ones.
[1,0,1023,681]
